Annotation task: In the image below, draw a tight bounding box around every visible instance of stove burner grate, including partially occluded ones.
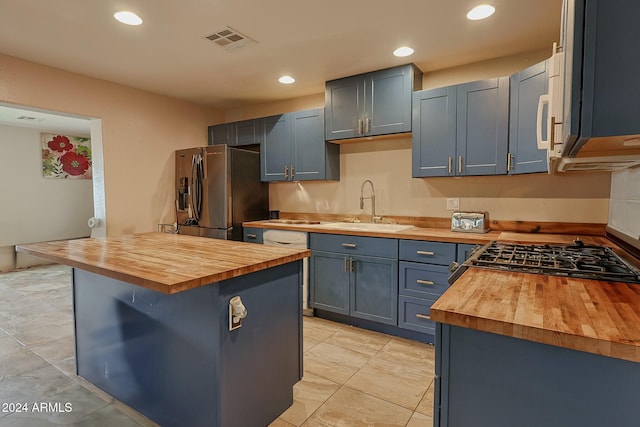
[467,242,640,284]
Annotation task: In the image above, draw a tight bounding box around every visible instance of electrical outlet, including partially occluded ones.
[446,198,460,210]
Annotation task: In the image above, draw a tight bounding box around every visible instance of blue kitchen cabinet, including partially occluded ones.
[411,87,457,177]
[435,323,640,427]
[261,114,291,181]
[457,77,510,175]
[457,243,480,262]
[209,120,261,147]
[310,250,351,315]
[208,123,235,145]
[508,59,549,174]
[261,109,339,182]
[412,77,509,177]
[290,108,339,181]
[398,240,456,337]
[325,64,422,141]
[235,119,262,146]
[309,233,398,326]
[242,227,263,244]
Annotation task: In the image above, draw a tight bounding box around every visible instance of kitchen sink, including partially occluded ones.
[317,222,415,233]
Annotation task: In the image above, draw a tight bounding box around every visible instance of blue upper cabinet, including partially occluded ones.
[290,108,340,181]
[412,87,457,177]
[209,120,261,147]
[325,64,422,141]
[261,109,339,182]
[208,123,235,145]
[457,77,509,176]
[235,119,262,146]
[508,59,549,174]
[261,114,291,181]
[412,77,509,177]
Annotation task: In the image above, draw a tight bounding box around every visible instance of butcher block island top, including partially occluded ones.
[430,268,640,363]
[16,232,311,294]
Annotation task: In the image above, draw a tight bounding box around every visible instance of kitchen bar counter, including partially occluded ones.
[16,232,309,427]
[16,232,310,294]
[431,267,640,427]
[430,268,640,363]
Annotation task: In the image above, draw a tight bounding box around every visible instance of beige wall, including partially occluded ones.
[226,51,612,224]
[0,53,223,236]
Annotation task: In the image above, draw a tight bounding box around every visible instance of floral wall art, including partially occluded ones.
[41,133,92,179]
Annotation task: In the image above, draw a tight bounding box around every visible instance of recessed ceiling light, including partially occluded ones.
[114,11,143,26]
[278,76,295,84]
[467,4,495,20]
[393,47,414,58]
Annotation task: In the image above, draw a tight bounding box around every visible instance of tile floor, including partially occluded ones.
[0,264,435,426]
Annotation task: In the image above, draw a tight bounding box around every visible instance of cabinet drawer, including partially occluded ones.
[399,261,449,299]
[310,233,398,258]
[399,240,456,265]
[243,227,263,244]
[398,295,435,335]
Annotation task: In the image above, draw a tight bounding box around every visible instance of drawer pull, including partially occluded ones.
[416,279,434,286]
[416,250,435,256]
[416,314,431,320]
[246,233,257,239]
[342,243,357,248]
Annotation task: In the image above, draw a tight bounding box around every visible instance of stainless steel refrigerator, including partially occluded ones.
[175,145,269,241]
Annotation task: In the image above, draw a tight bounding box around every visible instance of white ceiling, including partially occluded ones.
[0,0,562,112]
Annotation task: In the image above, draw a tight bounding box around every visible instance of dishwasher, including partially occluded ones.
[262,229,311,316]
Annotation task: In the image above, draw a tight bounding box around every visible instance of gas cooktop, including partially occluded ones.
[450,240,640,285]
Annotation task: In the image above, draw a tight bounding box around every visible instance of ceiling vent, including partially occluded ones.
[16,115,44,122]
[204,26,256,51]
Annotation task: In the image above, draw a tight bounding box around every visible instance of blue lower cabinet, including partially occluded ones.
[242,227,264,244]
[399,261,449,299]
[310,250,350,315]
[397,240,456,338]
[457,243,480,262]
[350,255,398,325]
[310,234,399,326]
[398,295,435,334]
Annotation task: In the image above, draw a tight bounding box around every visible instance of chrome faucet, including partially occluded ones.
[360,179,382,223]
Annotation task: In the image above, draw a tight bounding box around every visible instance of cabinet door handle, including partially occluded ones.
[349,257,354,272]
[416,250,435,256]
[507,153,513,170]
[458,156,463,174]
[365,117,370,134]
[358,119,363,135]
[416,279,435,286]
[284,165,289,180]
[291,165,295,180]
[448,156,452,174]
[342,243,357,248]
[416,314,431,320]
[246,233,257,239]
[344,257,348,272]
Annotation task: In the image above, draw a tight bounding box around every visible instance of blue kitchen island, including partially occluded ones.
[17,232,310,427]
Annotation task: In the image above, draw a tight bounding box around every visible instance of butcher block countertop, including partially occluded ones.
[244,220,615,246]
[430,268,640,363]
[16,232,311,294]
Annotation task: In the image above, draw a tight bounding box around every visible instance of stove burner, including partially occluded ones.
[465,241,640,284]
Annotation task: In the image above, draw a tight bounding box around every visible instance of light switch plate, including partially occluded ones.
[446,198,460,210]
